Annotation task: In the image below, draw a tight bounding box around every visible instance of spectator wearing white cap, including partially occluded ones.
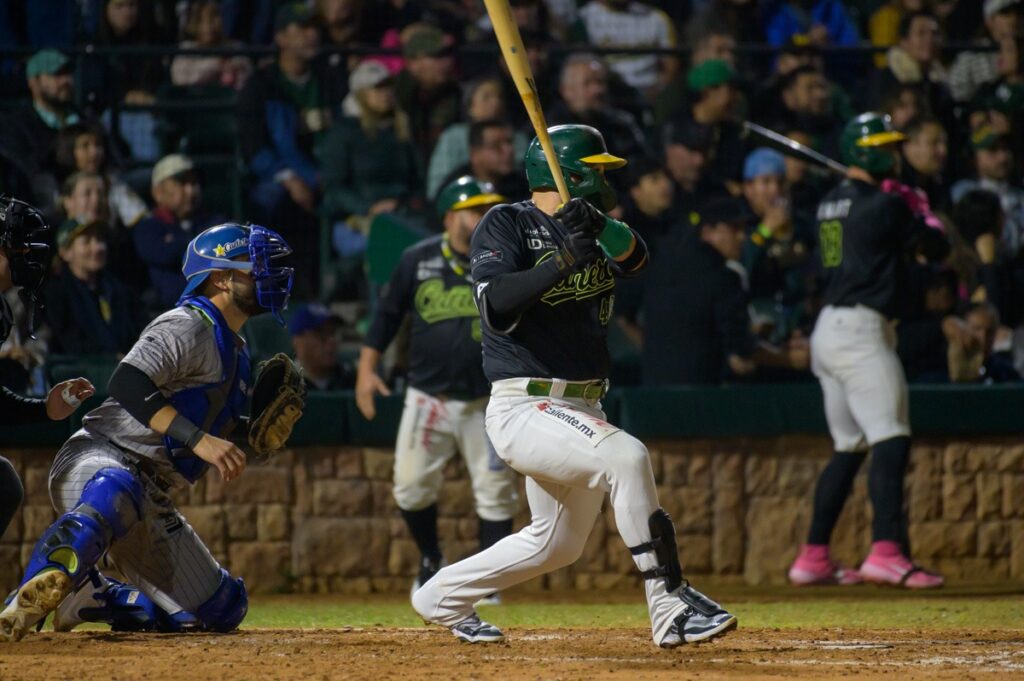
[132,154,225,310]
[948,0,1022,102]
[317,60,421,259]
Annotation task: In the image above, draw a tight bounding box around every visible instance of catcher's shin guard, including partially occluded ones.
[21,468,143,590]
[628,508,683,592]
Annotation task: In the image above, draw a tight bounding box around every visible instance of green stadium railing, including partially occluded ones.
[4,384,1022,449]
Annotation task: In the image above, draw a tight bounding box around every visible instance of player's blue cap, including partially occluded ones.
[287,303,339,336]
[743,147,786,181]
[180,222,294,323]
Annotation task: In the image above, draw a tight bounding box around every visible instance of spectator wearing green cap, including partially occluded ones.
[661,59,746,196]
[952,126,1024,256]
[0,49,80,209]
[43,219,143,356]
[394,23,461,160]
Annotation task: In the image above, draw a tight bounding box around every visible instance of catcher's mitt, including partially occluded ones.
[248,353,306,462]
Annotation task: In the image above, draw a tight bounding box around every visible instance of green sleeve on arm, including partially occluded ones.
[598,216,635,259]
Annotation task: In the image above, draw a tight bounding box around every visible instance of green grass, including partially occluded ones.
[243,587,1024,631]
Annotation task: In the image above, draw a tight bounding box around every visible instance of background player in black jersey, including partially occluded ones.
[0,196,94,539]
[412,125,737,647]
[356,176,519,600]
[789,113,949,589]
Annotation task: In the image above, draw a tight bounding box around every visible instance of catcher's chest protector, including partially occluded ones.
[163,296,251,482]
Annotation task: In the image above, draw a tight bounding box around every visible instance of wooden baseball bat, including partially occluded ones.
[742,121,850,176]
[482,0,571,203]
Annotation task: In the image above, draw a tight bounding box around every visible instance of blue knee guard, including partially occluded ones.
[195,569,247,633]
[22,468,143,588]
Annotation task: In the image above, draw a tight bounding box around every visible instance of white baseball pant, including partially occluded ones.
[811,304,910,452]
[412,378,690,645]
[393,387,518,522]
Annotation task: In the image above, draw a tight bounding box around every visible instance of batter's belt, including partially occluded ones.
[525,378,609,401]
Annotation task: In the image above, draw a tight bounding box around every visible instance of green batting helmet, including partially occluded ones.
[839,112,906,176]
[436,175,506,218]
[524,124,626,211]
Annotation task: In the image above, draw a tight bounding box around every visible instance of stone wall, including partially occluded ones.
[2,436,1022,594]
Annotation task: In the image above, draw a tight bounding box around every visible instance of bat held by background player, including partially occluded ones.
[741,121,850,177]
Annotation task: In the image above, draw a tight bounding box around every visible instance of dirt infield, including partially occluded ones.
[1,626,1022,680]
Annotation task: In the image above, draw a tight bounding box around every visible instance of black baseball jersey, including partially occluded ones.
[364,234,489,398]
[470,201,638,382]
[817,178,947,319]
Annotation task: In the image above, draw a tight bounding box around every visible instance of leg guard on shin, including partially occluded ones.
[195,569,248,633]
[22,468,143,589]
[628,509,682,592]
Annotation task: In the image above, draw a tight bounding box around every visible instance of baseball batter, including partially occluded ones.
[789,113,948,589]
[357,176,519,596]
[0,222,296,640]
[412,125,737,646]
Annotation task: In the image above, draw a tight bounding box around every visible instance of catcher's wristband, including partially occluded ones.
[167,414,205,450]
[598,216,633,259]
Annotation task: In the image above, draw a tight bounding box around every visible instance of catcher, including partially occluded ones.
[0,222,305,640]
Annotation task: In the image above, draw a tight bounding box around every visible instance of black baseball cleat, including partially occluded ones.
[410,555,444,598]
[659,581,738,648]
[450,613,505,643]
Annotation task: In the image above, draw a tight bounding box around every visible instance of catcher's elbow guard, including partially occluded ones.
[628,508,683,592]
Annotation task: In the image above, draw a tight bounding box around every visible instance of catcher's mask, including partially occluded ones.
[0,195,51,338]
[180,222,294,324]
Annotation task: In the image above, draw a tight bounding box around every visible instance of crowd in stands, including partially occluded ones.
[1,0,1023,392]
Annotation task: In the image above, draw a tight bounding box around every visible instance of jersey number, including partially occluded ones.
[820,220,843,268]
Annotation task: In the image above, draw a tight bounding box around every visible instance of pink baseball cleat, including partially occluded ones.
[788,545,863,586]
[859,542,944,589]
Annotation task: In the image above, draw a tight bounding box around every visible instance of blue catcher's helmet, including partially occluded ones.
[180,223,294,323]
